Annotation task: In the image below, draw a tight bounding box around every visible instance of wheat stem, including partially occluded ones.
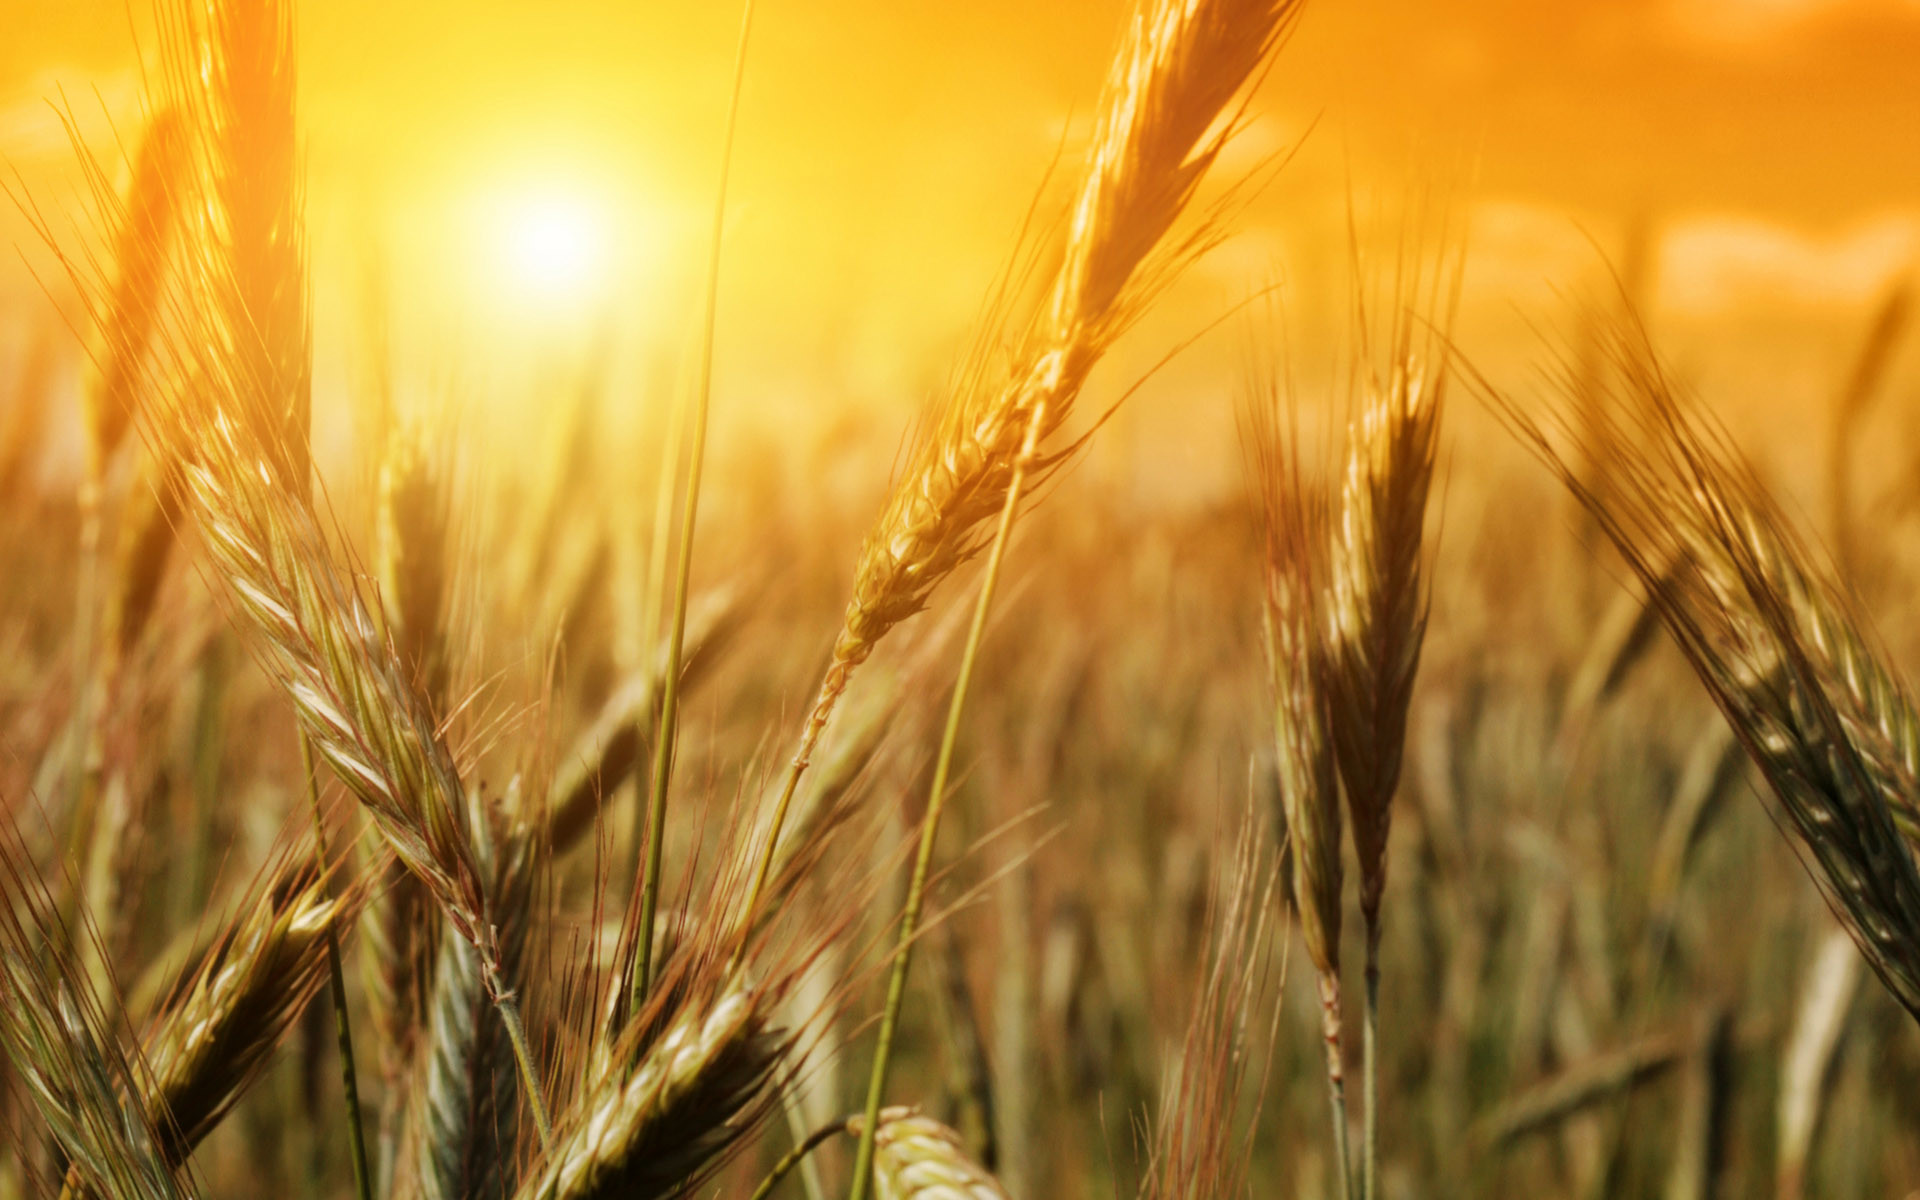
[300,737,372,1200]
[634,0,754,1006]
[749,1119,853,1200]
[489,969,553,1150]
[1362,946,1380,1200]
[846,408,1039,1200]
[632,339,688,868]
[735,742,813,964]
[1319,973,1354,1200]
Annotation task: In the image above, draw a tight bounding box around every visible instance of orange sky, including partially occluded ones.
[1,0,1916,475]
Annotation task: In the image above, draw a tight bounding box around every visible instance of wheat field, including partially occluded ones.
[0,0,1917,1197]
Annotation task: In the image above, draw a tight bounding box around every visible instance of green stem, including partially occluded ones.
[634,0,755,1008]
[750,1118,852,1200]
[1363,942,1380,1200]
[633,334,688,869]
[61,473,104,927]
[845,411,1041,1200]
[734,734,814,963]
[492,978,554,1149]
[300,737,373,1200]
[778,1081,831,1200]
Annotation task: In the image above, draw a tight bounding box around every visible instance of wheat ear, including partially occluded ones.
[1325,339,1444,1200]
[402,784,533,1200]
[194,0,311,487]
[0,818,187,1200]
[843,5,1301,1194]
[142,0,554,1139]
[138,857,341,1164]
[739,0,1305,936]
[511,988,782,1200]
[1488,316,1920,1022]
[85,106,184,468]
[170,422,551,1130]
[1241,349,1351,1200]
[160,3,385,1189]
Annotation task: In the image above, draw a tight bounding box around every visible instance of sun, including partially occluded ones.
[497,191,609,301]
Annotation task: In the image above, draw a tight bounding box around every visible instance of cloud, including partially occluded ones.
[1665,0,1920,49]
[1659,211,1917,314]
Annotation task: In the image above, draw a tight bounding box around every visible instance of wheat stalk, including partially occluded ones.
[841,6,1302,1195]
[632,0,755,1006]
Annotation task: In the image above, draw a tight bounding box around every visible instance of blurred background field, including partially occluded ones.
[2,2,1919,1198]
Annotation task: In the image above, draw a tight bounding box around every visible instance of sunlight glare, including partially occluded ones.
[499,192,607,301]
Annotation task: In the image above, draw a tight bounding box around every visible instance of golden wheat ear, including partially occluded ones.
[746,0,1304,956]
[398,781,535,1200]
[512,985,782,1200]
[138,855,346,1166]
[1325,351,1443,949]
[0,815,186,1200]
[1488,317,1920,1022]
[1238,321,1351,1198]
[61,850,356,1200]
[377,418,456,713]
